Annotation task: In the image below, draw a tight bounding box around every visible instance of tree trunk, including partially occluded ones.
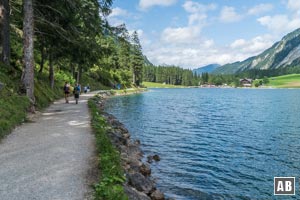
[77,65,82,83]
[21,0,35,112]
[0,0,10,65]
[49,51,54,89]
[71,63,75,79]
[38,42,45,74]
[132,70,136,85]
[0,1,3,58]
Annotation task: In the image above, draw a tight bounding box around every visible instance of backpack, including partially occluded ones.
[64,85,69,92]
[74,86,80,94]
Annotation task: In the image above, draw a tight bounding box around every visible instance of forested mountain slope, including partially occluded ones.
[214,28,300,74]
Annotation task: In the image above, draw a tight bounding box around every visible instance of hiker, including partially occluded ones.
[78,84,82,94]
[87,84,90,92]
[63,81,70,103]
[84,86,88,93]
[73,83,81,104]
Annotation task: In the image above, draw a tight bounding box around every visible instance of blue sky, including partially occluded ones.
[107,0,300,69]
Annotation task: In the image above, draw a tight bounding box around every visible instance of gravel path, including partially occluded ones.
[0,92,98,200]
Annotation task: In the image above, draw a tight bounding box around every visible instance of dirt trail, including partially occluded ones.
[0,92,98,200]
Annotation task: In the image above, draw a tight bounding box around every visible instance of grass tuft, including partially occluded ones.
[88,97,128,200]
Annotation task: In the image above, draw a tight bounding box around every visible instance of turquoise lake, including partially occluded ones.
[104,88,300,199]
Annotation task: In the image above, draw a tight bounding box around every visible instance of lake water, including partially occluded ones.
[104,88,300,199]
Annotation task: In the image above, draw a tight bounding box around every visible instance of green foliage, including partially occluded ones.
[0,93,30,139]
[34,80,63,109]
[0,66,30,138]
[262,76,269,84]
[261,74,300,88]
[88,97,128,200]
[143,82,185,88]
[81,73,111,91]
[55,71,75,85]
[130,31,144,86]
[143,65,201,86]
[0,64,66,139]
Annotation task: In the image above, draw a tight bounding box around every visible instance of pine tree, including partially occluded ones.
[130,31,143,86]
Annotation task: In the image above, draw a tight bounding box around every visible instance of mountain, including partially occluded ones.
[214,28,300,74]
[193,64,220,75]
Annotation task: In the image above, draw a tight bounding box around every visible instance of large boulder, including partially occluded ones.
[128,172,155,194]
[124,186,151,200]
[150,190,165,200]
[139,163,151,177]
[147,155,160,163]
[108,129,128,146]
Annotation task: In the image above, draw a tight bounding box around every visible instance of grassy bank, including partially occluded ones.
[110,87,147,95]
[0,68,29,139]
[88,96,128,200]
[265,74,300,88]
[0,67,67,139]
[143,81,186,88]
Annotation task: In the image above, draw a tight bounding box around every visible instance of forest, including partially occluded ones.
[143,65,201,86]
[0,0,144,111]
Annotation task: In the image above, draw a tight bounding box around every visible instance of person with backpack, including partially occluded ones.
[63,81,70,103]
[73,83,81,104]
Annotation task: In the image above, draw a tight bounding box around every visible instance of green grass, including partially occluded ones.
[0,67,30,138]
[143,81,186,88]
[88,96,128,200]
[0,92,30,139]
[0,67,69,139]
[34,80,64,109]
[81,74,111,91]
[265,74,300,88]
[110,87,147,95]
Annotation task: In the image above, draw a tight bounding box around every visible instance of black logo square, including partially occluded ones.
[274,177,295,195]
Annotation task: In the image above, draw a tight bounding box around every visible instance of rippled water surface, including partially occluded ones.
[104,88,300,199]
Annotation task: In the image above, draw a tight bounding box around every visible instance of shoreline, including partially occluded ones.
[111,88,148,96]
[92,91,165,200]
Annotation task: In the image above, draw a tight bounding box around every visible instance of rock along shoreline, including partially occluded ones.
[94,90,165,200]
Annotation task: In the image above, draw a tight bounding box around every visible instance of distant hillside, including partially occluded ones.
[214,28,300,74]
[263,74,300,88]
[193,64,220,75]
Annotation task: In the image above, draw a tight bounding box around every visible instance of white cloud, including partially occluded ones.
[183,1,217,14]
[182,1,216,26]
[247,3,273,15]
[257,15,300,33]
[139,0,177,10]
[230,39,247,48]
[141,32,277,68]
[138,1,296,68]
[230,35,275,54]
[160,1,216,45]
[188,13,207,26]
[220,6,243,23]
[287,0,300,12]
[109,7,129,17]
[142,2,274,68]
[107,7,131,26]
[257,0,300,33]
[161,26,201,44]
[143,42,246,68]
